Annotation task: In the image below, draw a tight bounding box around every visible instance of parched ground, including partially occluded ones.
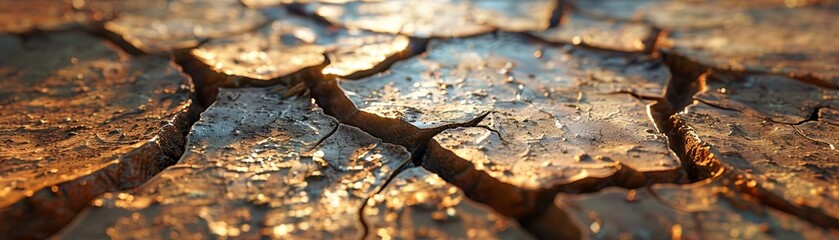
[0,0,837,239]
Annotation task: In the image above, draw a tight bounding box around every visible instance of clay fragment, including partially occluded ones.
[311,0,557,38]
[696,73,838,124]
[0,32,193,239]
[557,175,839,239]
[425,93,681,219]
[667,7,839,86]
[340,34,680,221]
[104,0,266,53]
[531,11,653,52]
[340,34,671,128]
[56,87,410,239]
[363,168,533,239]
[569,0,839,85]
[193,8,409,81]
[672,102,839,227]
[186,8,411,105]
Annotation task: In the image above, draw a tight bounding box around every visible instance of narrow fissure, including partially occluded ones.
[648,52,719,182]
[695,97,828,127]
[793,106,826,125]
[303,71,498,238]
[45,8,836,237]
[357,160,414,240]
[791,125,838,152]
[651,53,839,229]
[2,29,203,239]
[420,132,694,239]
[295,44,728,240]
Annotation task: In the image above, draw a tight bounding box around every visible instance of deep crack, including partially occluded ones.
[656,52,839,228]
[649,52,718,182]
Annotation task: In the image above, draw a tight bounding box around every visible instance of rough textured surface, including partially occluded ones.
[4,1,839,239]
[424,93,680,221]
[340,34,670,129]
[673,102,839,227]
[191,8,410,81]
[666,6,839,86]
[531,11,653,52]
[568,0,839,86]
[57,87,411,239]
[429,94,680,190]
[340,34,679,224]
[183,7,411,107]
[105,0,266,53]
[363,168,533,240]
[696,74,838,124]
[558,175,839,239]
[311,0,557,38]
[0,32,193,239]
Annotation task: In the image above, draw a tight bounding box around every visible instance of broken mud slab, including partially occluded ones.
[103,0,266,54]
[0,32,193,239]
[193,8,410,80]
[309,0,556,38]
[56,86,412,239]
[666,6,839,87]
[530,9,655,52]
[339,34,672,127]
[424,93,682,220]
[556,174,839,239]
[304,73,453,161]
[363,167,534,239]
[671,102,839,228]
[335,34,680,234]
[186,7,411,105]
[696,73,838,124]
[567,0,839,86]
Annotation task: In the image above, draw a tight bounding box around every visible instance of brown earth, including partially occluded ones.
[1,0,837,239]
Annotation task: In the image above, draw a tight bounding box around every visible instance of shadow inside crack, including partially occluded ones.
[305,70,489,165]
[652,51,839,229]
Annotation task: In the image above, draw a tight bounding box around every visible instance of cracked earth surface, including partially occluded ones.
[1,0,838,239]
